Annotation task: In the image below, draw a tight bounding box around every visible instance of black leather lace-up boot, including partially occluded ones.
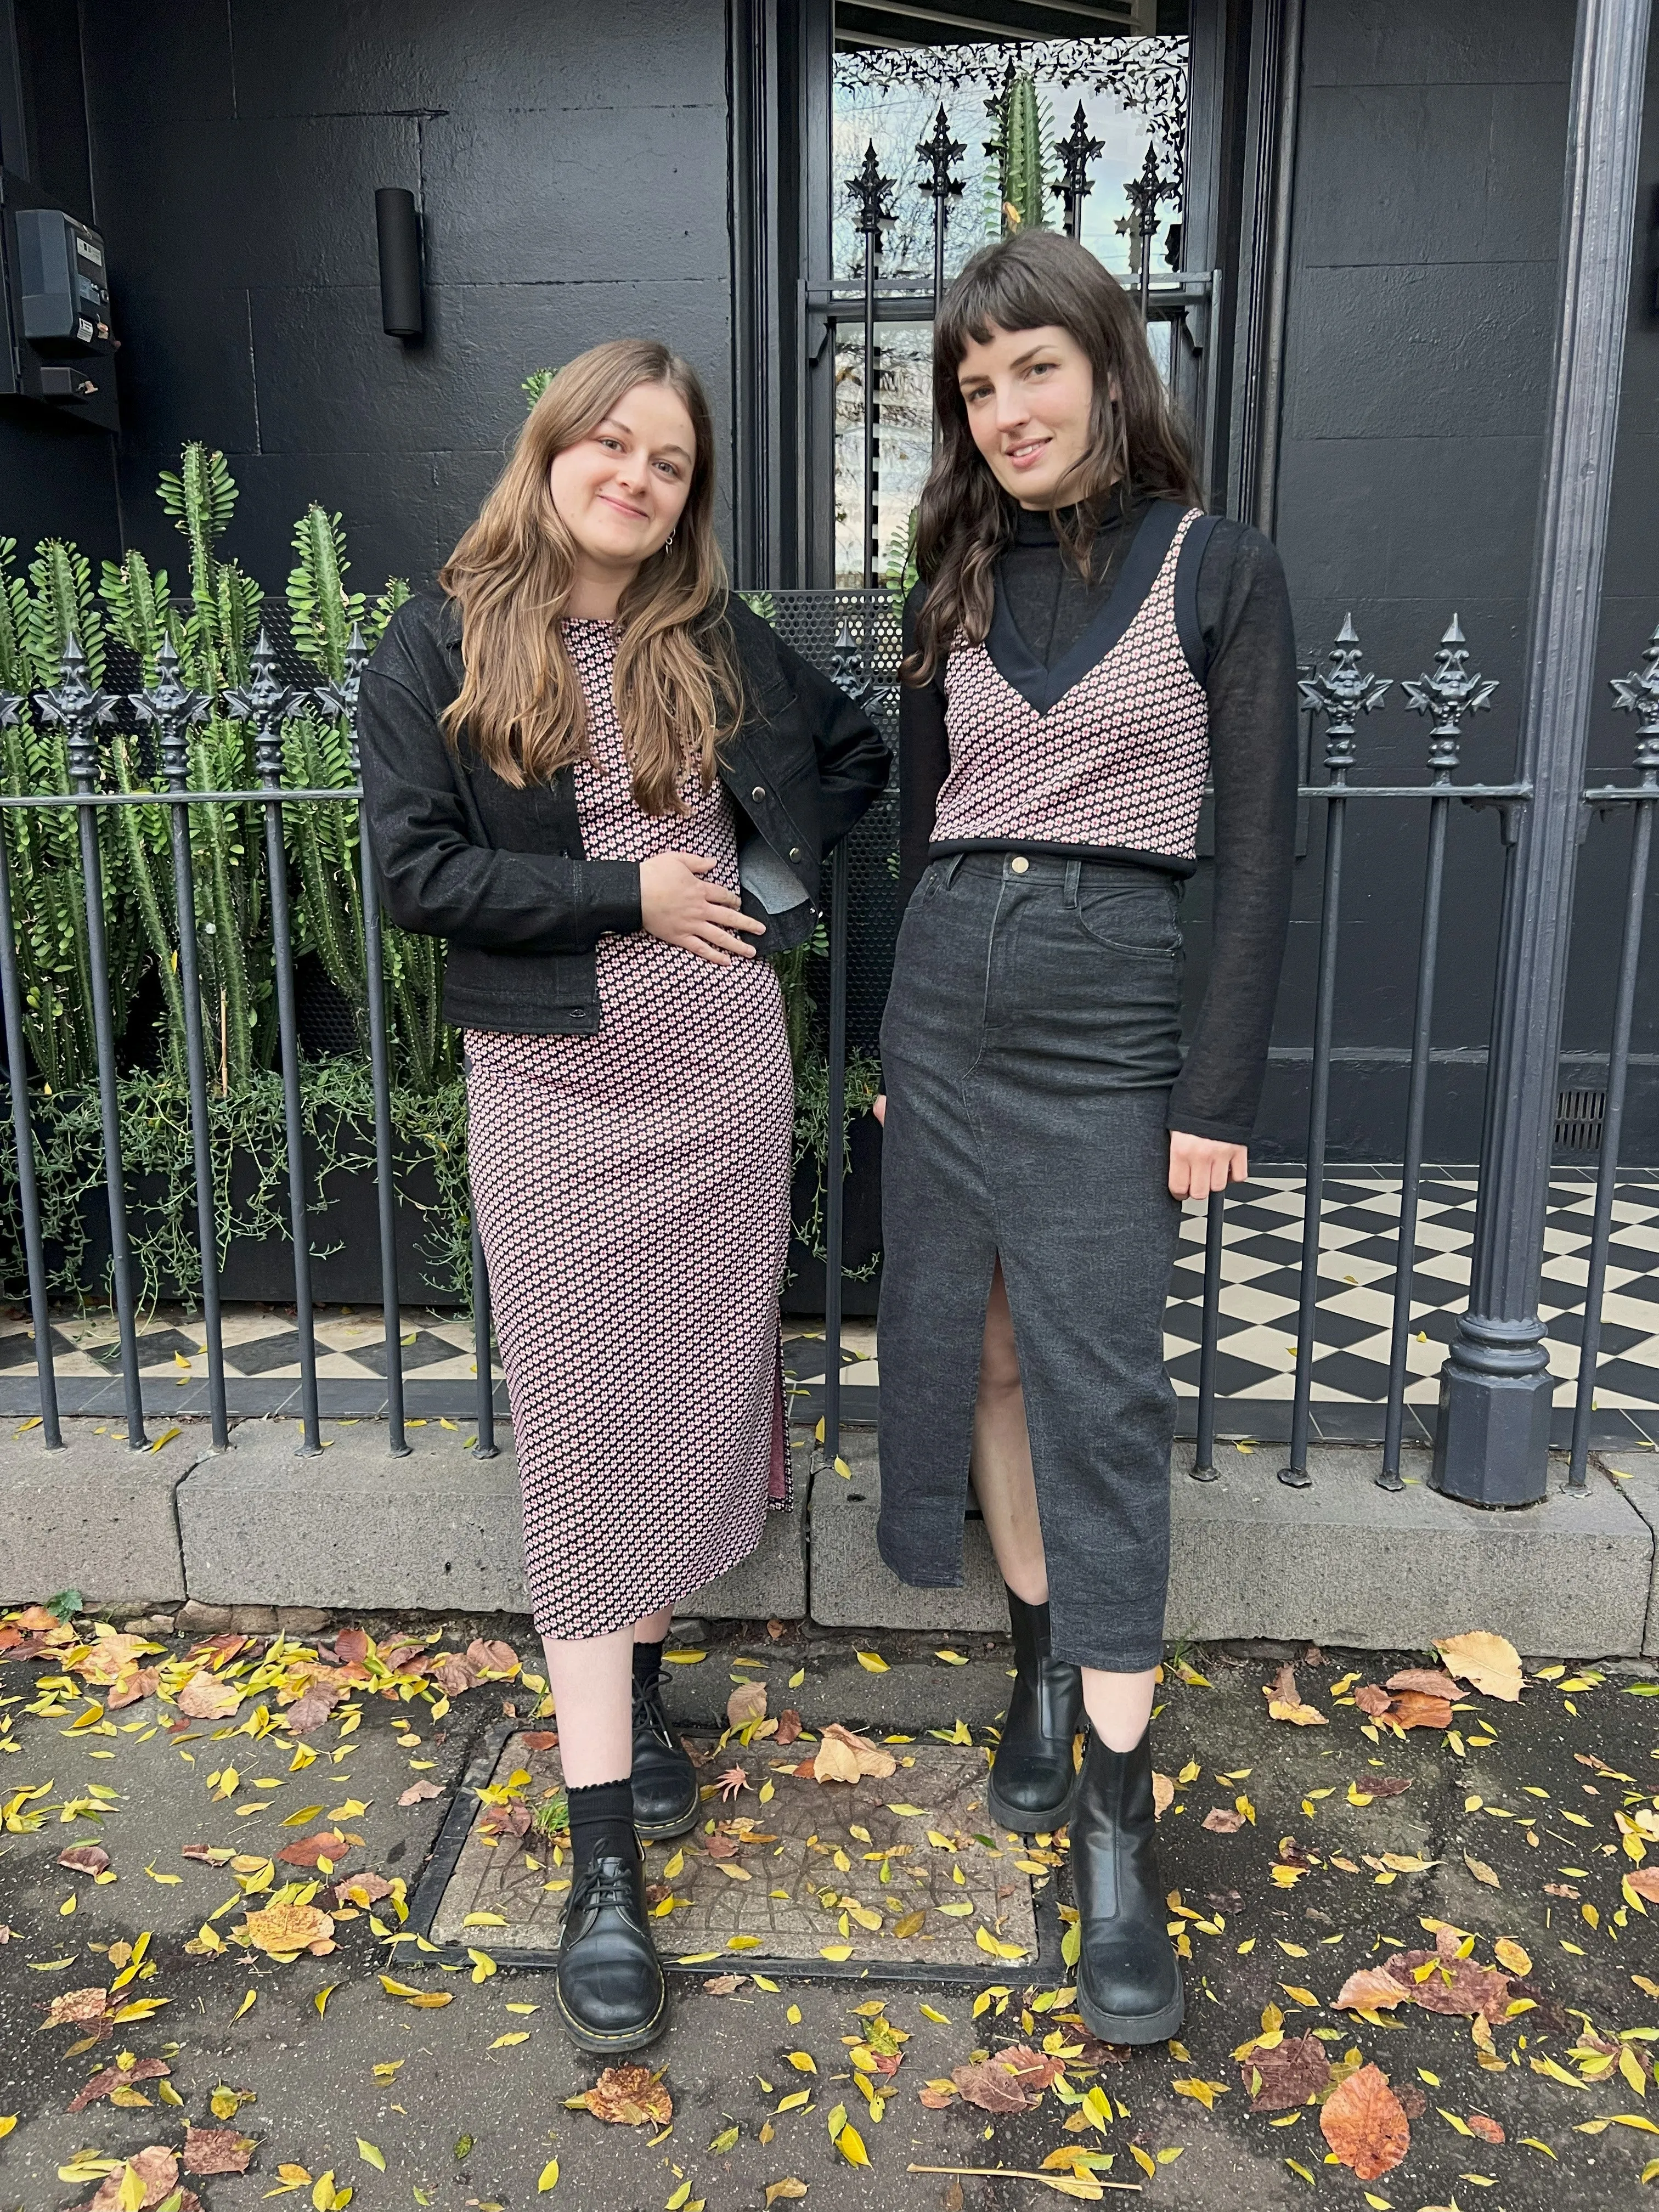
[986,1592,1085,1835]
[1070,1724,1184,2044]
[555,1833,666,2053]
[630,1662,698,1841]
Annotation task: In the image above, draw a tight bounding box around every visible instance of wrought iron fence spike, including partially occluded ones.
[1401,615,1497,772]
[131,635,212,783]
[1610,621,1659,753]
[32,630,123,781]
[1297,616,1390,767]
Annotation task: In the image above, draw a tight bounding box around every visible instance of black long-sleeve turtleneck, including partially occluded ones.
[896,499,1299,1147]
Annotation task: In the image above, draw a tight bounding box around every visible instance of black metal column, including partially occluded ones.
[1432,0,1653,1506]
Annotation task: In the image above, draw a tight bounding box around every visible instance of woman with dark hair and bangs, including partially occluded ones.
[874,230,1297,2043]
[357,338,887,2055]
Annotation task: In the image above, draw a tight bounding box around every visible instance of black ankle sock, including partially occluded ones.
[566,1778,636,1866]
[631,1634,667,1690]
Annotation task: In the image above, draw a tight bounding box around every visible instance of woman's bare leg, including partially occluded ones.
[970,1261,1048,1604]
[540,1604,674,1787]
[973,1262,1159,1751]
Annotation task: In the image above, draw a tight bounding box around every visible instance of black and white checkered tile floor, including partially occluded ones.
[4,1170,1655,1446]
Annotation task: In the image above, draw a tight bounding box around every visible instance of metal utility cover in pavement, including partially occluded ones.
[416,1727,1057,1983]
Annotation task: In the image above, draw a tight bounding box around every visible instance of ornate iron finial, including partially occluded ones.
[1053,102,1105,238]
[846,140,896,244]
[831,619,872,708]
[916,106,965,207]
[129,636,212,787]
[313,624,370,769]
[223,629,301,785]
[1401,615,1498,774]
[1611,620,1659,770]
[1297,616,1391,769]
[32,631,122,785]
[1122,139,1175,257]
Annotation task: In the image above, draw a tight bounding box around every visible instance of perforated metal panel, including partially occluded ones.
[764,589,902,1052]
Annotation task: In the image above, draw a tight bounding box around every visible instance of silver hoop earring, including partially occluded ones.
[664,529,677,550]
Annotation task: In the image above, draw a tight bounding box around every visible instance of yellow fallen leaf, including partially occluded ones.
[538,2159,560,2192]
[233,1988,257,2021]
[836,2122,869,2167]
[855,1651,889,1673]
[491,2032,529,2048]
[787,2052,817,2073]
[1464,1852,1500,1888]
[1172,2078,1228,2109]
[820,1944,852,1961]
[314,1984,338,2017]
[1495,1938,1532,1976]
[1436,1631,1523,1702]
[356,2141,385,2171]
[663,1651,707,1666]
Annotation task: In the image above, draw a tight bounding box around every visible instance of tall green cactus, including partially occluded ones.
[993,71,1053,236]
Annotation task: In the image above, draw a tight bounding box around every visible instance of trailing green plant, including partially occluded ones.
[883,507,919,622]
[0,1058,473,1312]
[522,368,556,410]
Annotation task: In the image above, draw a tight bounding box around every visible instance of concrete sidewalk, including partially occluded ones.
[3,1414,1655,1655]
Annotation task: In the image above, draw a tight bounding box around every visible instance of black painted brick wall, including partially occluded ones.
[78,0,734,595]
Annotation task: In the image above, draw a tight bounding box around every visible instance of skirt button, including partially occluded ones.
[1010,854,1029,874]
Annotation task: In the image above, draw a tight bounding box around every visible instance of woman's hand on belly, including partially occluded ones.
[1168,1131,1248,1199]
[640,851,766,966]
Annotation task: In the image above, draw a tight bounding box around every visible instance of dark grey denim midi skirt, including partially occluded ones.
[876,850,1184,1672]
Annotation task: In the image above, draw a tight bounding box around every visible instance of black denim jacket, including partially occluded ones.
[357,588,889,1037]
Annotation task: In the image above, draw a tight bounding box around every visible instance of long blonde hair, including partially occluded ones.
[438,338,741,814]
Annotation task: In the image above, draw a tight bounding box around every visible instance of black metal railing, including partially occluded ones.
[0,600,1654,1515]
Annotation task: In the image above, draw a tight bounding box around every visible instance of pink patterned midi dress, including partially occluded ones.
[465,619,795,1640]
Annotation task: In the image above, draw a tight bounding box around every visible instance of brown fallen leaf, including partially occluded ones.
[1319,2062,1410,2180]
[183,2125,257,2176]
[570,2064,673,2126]
[75,1631,151,1684]
[57,1844,111,1876]
[276,1830,354,1869]
[1152,1770,1174,1819]
[1384,1667,1460,1699]
[182,1844,236,1865]
[1362,1776,1412,1799]
[332,1870,394,1909]
[1333,1966,1414,2014]
[107,1667,160,1709]
[1463,1851,1501,1888]
[812,1722,896,1783]
[1388,1944,1510,2021]
[716,1765,752,1802]
[1393,2083,1427,2120]
[775,1709,803,1747]
[40,1985,112,2030]
[1203,1806,1245,1833]
[1544,1881,1580,1899]
[399,1779,443,1807]
[727,1680,768,1727]
[1435,1630,1522,1702]
[1626,1869,1659,1903]
[521,1730,558,1751]
[917,2084,958,2109]
[702,1974,746,1995]
[467,1637,521,1678]
[1386,1690,1454,1730]
[235,1903,336,1957]
[766,2181,809,2205]
[177,1673,241,1719]
[284,1684,342,1735]
[952,2058,1036,2114]
[67,2056,170,2111]
[1467,2112,1504,2144]
[334,1626,371,1663]
[1353,1684,1393,1717]
[431,1651,481,1696]
[1240,2036,1333,2112]
[1263,1665,1328,1727]
[995,2045,1066,2092]
[83,2146,201,2212]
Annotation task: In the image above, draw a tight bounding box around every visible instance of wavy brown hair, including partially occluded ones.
[904,230,1203,685]
[438,338,740,814]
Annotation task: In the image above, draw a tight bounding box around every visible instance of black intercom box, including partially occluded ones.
[0,167,119,433]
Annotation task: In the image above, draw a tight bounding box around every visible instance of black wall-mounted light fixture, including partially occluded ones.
[375,187,424,338]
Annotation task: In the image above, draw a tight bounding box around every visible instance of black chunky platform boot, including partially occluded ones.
[555,1833,667,2053]
[986,1593,1085,1835]
[630,1662,698,1841]
[1070,1724,1183,2043]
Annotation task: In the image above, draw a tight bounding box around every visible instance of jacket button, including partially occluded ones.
[752,783,766,802]
[789,846,803,862]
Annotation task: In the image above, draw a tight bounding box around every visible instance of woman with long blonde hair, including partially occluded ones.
[358,338,887,2052]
